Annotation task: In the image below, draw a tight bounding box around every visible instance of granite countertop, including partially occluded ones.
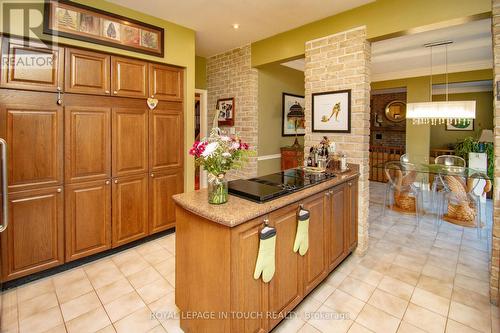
[173,165,359,228]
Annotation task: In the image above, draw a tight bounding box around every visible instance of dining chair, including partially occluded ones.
[432,155,466,215]
[383,161,422,229]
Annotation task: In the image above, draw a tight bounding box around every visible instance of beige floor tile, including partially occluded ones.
[452,286,492,313]
[386,264,420,286]
[1,300,19,333]
[127,267,163,290]
[416,275,452,299]
[491,305,499,319]
[153,257,175,278]
[448,301,491,333]
[349,266,384,286]
[42,324,67,333]
[393,255,425,273]
[324,289,365,319]
[377,276,414,301]
[492,314,499,333]
[55,277,94,304]
[338,276,376,302]
[61,291,101,322]
[273,316,305,333]
[348,322,374,333]
[420,264,455,284]
[164,272,175,288]
[410,288,449,316]
[66,307,111,333]
[324,270,348,288]
[114,306,159,333]
[84,260,124,289]
[135,242,164,256]
[294,296,322,322]
[104,291,146,323]
[112,251,150,277]
[156,235,175,254]
[368,289,408,319]
[17,278,54,303]
[19,306,63,333]
[309,282,336,304]
[96,278,134,304]
[307,303,353,333]
[142,249,173,266]
[456,262,490,282]
[158,318,182,333]
[96,325,116,333]
[402,303,446,333]
[446,319,482,333]
[397,321,426,333]
[298,323,322,333]
[147,326,167,333]
[454,274,490,297]
[53,269,87,289]
[148,291,178,316]
[136,278,174,304]
[355,304,400,333]
[425,256,457,272]
[18,291,59,321]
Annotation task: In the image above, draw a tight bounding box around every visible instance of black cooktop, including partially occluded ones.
[228,169,336,203]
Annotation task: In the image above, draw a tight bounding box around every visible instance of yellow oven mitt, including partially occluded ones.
[254,226,276,283]
[293,208,310,256]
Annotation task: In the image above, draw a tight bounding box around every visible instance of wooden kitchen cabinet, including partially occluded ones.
[0,37,64,92]
[111,56,148,98]
[302,192,328,295]
[112,174,148,247]
[149,106,183,172]
[65,180,111,261]
[0,91,63,192]
[148,63,183,101]
[112,107,148,177]
[346,179,358,252]
[149,169,183,234]
[1,186,64,281]
[268,204,303,328]
[65,48,110,95]
[327,183,346,270]
[65,106,111,183]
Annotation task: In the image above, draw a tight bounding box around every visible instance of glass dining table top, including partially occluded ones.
[373,161,490,180]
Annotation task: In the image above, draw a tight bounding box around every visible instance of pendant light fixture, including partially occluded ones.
[406,41,476,125]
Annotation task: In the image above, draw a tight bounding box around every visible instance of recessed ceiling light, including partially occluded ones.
[232,23,239,29]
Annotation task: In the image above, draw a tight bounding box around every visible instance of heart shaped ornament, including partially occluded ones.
[147,97,159,110]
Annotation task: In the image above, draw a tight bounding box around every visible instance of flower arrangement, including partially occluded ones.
[189,126,254,204]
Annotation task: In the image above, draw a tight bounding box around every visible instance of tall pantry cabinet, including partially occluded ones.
[0,37,184,281]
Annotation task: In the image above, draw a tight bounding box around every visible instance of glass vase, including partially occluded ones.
[208,174,228,204]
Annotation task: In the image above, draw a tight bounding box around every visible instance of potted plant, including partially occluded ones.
[454,136,494,180]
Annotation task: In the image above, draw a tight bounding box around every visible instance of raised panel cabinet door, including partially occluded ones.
[65,48,110,95]
[149,170,182,234]
[112,107,148,177]
[0,37,64,92]
[111,56,148,98]
[149,109,182,172]
[347,179,358,252]
[1,100,63,192]
[302,192,327,295]
[1,186,64,281]
[65,180,111,261]
[112,174,148,247]
[268,204,303,329]
[65,106,111,183]
[328,185,346,270]
[230,218,268,333]
[148,64,183,101]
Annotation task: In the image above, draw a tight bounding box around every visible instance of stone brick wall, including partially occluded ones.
[370,92,407,147]
[491,0,500,305]
[304,26,371,254]
[207,45,258,179]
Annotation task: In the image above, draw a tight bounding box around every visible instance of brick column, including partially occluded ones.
[304,26,371,254]
[207,45,259,179]
[491,0,500,305]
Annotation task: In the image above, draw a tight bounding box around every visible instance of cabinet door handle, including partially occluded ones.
[151,173,154,178]
[348,182,352,187]
[114,180,118,184]
[57,188,62,193]
[105,180,110,185]
[113,91,118,94]
[0,138,8,232]
[263,218,269,226]
[325,192,330,197]
[105,90,110,94]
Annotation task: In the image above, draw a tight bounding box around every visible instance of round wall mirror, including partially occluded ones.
[384,100,406,123]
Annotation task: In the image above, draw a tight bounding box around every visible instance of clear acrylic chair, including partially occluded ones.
[432,155,466,215]
[383,161,422,229]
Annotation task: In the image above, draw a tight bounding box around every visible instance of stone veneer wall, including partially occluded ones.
[491,0,500,305]
[304,26,371,254]
[207,45,259,179]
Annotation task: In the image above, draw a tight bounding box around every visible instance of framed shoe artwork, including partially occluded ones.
[44,0,164,56]
[312,89,351,133]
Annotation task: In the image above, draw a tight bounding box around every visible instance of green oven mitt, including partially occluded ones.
[254,226,276,283]
[293,208,310,256]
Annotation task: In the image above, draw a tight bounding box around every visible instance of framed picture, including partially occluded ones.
[282,93,305,137]
[446,119,474,131]
[217,98,235,126]
[44,0,164,57]
[312,90,351,133]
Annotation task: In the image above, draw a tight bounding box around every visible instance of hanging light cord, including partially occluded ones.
[429,46,433,102]
[445,44,448,102]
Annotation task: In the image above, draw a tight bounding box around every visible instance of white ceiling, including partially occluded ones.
[282,19,493,82]
[107,0,374,57]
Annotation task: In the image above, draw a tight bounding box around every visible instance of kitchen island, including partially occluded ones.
[173,166,359,333]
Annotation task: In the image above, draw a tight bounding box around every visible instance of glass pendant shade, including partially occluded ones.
[406,101,476,125]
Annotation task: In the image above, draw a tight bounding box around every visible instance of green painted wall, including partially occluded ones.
[258,63,304,176]
[195,56,207,90]
[406,77,431,163]
[0,0,197,191]
[431,92,494,148]
[251,0,491,67]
